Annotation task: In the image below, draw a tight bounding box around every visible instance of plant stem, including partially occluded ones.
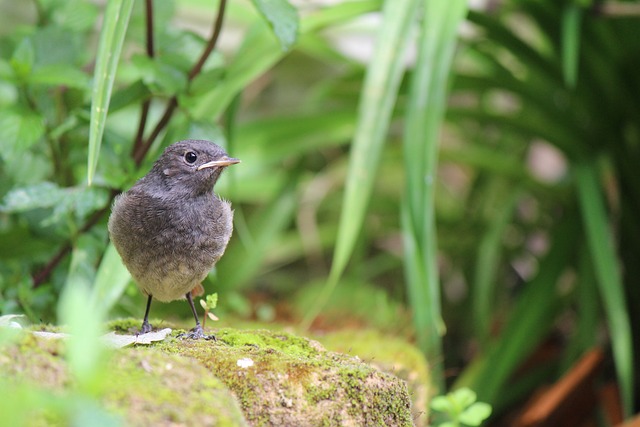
[131,0,155,158]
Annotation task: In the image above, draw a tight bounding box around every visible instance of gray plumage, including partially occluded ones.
[108,139,239,337]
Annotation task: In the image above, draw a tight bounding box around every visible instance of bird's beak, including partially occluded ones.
[197,156,241,171]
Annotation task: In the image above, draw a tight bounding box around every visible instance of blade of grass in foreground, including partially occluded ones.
[561,3,581,88]
[575,161,634,417]
[401,0,468,392]
[89,243,132,317]
[87,0,134,185]
[301,0,420,329]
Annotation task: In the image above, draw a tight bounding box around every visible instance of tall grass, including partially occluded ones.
[402,0,468,392]
[450,1,636,415]
[300,0,469,394]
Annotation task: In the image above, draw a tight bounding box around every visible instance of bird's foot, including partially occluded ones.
[179,324,216,340]
[138,320,153,335]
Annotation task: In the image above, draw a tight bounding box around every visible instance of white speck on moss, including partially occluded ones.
[237,358,254,368]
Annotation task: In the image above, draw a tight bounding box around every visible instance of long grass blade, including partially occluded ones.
[575,160,634,416]
[301,0,420,329]
[562,246,598,370]
[401,0,468,392]
[561,3,582,88]
[87,0,134,185]
[89,243,131,317]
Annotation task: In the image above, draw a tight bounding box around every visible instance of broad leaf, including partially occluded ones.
[250,0,299,51]
[0,107,44,155]
[0,182,109,226]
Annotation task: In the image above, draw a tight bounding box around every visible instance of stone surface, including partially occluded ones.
[156,327,414,426]
[318,329,431,426]
[0,333,248,426]
[0,322,416,426]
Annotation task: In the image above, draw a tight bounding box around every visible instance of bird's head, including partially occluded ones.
[150,139,240,197]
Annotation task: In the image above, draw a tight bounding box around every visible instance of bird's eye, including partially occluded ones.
[184,151,198,164]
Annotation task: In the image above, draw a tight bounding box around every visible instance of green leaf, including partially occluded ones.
[89,243,131,317]
[431,396,453,412]
[87,0,134,185]
[300,0,381,33]
[57,279,108,392]
[561,4,582,88]
[452,388,477,408]
[30,26,82,68]
[10,38,34,79]
[0,107,45,156]
[575,161,634,416]
[131,54,187,95]
[0,225,52,260]
[250,0,299,51]
[29,64,91,89]
[0,182,109,226]
[0,58,14,80]
[52,0,99,32]
[108,80,150,113]
[400,0,467,392]
[205,293,218,310]
[66,234,103,292]
[459,402,492,426]
[0,182,61,212]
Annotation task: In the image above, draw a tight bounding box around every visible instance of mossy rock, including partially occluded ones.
[156,327,414,426]
[317,329,431,426]
[1,323,415,426]
[0,333,248,426]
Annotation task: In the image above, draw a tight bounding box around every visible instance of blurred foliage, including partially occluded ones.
[430,387,492,427]
[448,1,638,415]
[0,0,638,423]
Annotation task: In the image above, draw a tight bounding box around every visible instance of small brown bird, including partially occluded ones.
[108,139,240,339]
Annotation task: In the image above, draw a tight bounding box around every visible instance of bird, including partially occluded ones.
[108,139,240,339]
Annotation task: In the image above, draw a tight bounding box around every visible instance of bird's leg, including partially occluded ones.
[180,290,215,340]
[139,295,153,334]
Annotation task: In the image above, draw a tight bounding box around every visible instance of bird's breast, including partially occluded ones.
[109,192,234,302]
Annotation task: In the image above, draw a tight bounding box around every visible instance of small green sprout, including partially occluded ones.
[199,293,219,328]
[430,387,492,427]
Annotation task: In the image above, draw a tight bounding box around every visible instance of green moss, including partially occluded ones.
[105,317,172,334]
[306,382,338,404]
[100,349,247,426]
[215,328,323,359]
[3,324,415,427]
[319,328,431,426]
[0,332,248,427]
[153,327,414,426]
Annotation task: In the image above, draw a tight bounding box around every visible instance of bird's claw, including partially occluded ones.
[179,324,216,340]
[138,320,152,335]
